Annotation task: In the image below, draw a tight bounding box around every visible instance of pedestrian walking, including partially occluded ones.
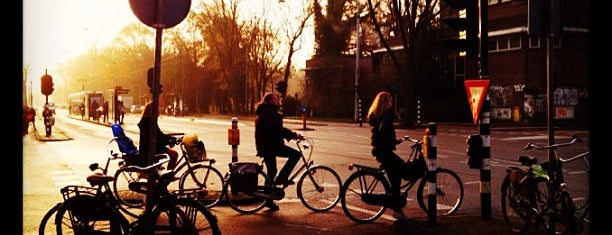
[102,101,109,123]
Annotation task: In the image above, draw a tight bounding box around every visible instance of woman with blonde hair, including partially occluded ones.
[367,91,407,220]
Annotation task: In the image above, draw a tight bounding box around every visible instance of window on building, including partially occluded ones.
[552,38,562,48]
[488,36,522,52]
[498,39,509,50]
[500,0,512,3]
[509,37,521,48]
[488,0,498,5]
[529,37,540,48]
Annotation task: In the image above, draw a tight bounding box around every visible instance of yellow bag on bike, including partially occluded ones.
[182,133,207,163]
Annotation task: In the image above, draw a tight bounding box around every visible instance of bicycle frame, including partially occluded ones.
[223,137,342,214]
[285,138,322,190]
[503,135,586,234]
[58,154,173,233]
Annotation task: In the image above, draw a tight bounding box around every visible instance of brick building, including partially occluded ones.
[304,0,589,126]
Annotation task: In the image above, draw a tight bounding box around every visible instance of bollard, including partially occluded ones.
[228,117,240,162]
[424,123,437,225]
[302,112,306,130]
[43,107,53,137]
[480,96,492,220]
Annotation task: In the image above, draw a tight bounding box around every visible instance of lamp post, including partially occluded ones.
[354,0,361,123]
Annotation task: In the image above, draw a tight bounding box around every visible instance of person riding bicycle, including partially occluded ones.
[254,92,302,211]
[138,101,179,170]
[366,91,408,221]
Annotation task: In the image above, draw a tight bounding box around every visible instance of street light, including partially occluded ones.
[354,0,360,123]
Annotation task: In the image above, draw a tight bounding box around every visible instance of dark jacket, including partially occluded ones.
[138,117,172,157]
[254,101,297,156]
[369,110,400,152]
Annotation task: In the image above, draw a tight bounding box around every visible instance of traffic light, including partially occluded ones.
[466,134,483,169]
[41,73,54,96]
[275,80,287,94]
[147,67,162,94]
[442,0,479,60]
[528,0,563,38]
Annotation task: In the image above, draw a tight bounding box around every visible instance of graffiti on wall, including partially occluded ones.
[489,84,589,122]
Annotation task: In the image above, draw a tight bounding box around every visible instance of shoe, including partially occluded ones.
[392,209,408,221]
[264,201,279,211]
[274,179,295,185]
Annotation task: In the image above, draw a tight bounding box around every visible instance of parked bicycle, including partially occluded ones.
[39,153,221,234]
[112,128,224,217]
[340,136,464,223]
[501,135,588,234]
[220,137,342,214]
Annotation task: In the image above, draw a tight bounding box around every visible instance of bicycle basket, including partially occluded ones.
[182,133,207,163]
[401,154,427,181]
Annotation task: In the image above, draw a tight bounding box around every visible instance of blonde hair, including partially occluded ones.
[367,91,393,122]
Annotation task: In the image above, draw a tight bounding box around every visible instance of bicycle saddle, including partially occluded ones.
[86,173,115,187]
[518,155,538,166]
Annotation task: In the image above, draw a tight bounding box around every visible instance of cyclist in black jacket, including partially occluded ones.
[367,91,408,221]
[254,92,302,211]
[137,102,179,170]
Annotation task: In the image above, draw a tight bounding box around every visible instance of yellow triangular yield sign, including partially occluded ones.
[464,80,490,124]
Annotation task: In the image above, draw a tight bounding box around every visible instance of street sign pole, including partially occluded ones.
[478,0,491,220]
[129,0,190,215]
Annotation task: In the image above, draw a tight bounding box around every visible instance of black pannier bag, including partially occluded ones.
[402,154,428,181]
[229,162,259,194]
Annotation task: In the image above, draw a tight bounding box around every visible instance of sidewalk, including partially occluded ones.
[30,127,73,142]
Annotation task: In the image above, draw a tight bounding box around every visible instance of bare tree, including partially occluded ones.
[365,0,440,125]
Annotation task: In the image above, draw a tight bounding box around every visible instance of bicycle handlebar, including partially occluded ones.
[402,136,422,144]
[558,151,589,164]
[524,135,582,150]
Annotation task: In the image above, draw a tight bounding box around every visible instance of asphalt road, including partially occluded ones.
[21,110,591,234]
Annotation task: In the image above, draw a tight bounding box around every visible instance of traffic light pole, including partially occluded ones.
[478,0,491,220]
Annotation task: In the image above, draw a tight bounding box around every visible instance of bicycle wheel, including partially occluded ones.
[113,166,147,217]
[416,168,464,216]
[297,165,342,212]
[39,203,61,235]
[500,174,549,234]
[131,201,197,234]
[173,197,222,235]
[178,164,225,208]
[340,170,391,223]
[572,193,590,225]
[55,195,125,235]
[225,170,268,214]
[546,192,579,235]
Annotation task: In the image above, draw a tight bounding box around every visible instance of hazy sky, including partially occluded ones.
[23,0,140,84]
[23,0,313,93]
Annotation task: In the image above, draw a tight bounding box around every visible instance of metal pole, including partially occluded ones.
[546,35,556,172]
[479,0,491,220]
[229,117,240,163]
[425,123,437,225]
[354,0,360,123]
[145,0,164,214]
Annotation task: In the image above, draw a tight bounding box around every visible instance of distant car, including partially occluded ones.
[130,105,143,113]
